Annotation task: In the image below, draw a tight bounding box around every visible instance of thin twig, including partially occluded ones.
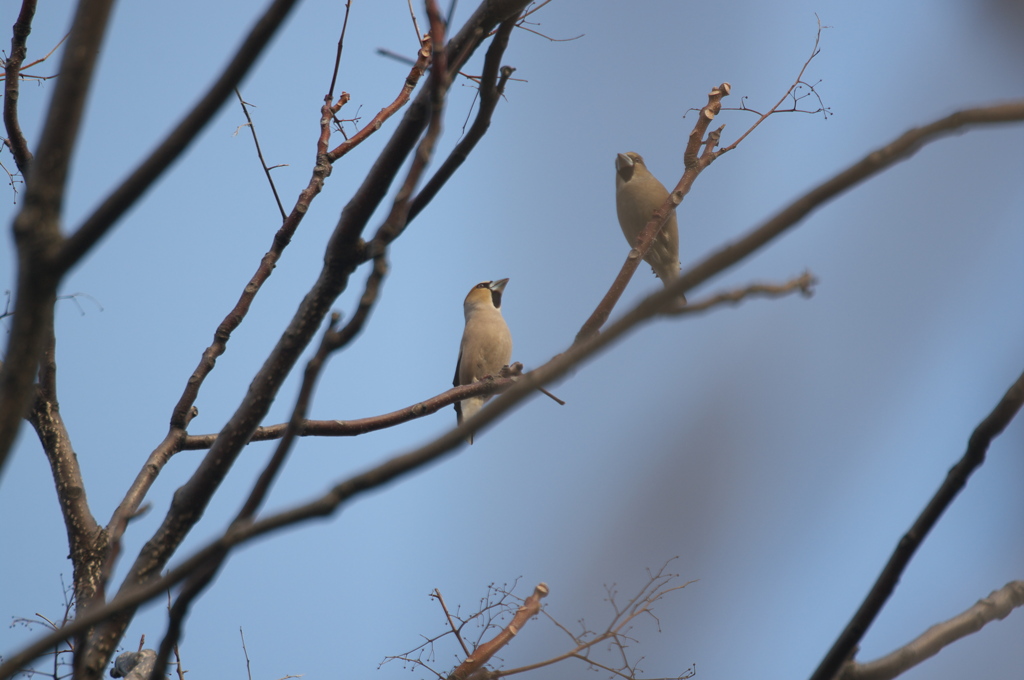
[326,0,353,101]
[235,88,287,221]
[0,30,69,82]
[435,589,473,658]
[407,17,517,224]
[59,0,303,272]
[718,16,827,153]
[241,628,253,680]
[326,31,432,162]
[179,363,526,449]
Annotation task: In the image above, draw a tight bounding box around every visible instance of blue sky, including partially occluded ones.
[2,1,1022,679]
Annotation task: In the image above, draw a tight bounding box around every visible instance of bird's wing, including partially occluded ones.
[453,349,464,424]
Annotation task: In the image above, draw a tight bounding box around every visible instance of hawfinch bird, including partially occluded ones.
[615,152,683,299]
[454,278,513,444]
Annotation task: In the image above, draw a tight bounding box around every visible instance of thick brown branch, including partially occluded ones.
[809,369,1024,680]
[27,316,105,640]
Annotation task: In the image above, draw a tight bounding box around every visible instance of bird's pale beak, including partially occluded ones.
[489,278,509,293]
[616,153,634,171]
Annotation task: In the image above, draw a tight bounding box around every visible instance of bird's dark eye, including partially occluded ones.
[476,282,490,289]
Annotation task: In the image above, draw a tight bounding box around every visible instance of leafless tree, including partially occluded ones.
[1,2,1021,680]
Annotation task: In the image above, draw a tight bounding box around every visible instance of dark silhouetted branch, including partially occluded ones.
[809,369,1024,680]
[2,0,38,174]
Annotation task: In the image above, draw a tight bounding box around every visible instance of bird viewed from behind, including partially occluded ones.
[454,278,513,444]
[615,151,684,302]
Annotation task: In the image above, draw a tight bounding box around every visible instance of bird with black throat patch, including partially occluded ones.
[453,278,513,444]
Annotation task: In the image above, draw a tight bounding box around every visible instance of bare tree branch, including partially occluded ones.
[717,16,828,153]
[326,0,353,102]
[104,1,430,568]
[58,0,303,272]
[234,88,287,221]
[0,0,115,483]
[502,567,697,680]
[25,312,106,668]
[676,100,1024,304]
[839,581,1024,680]
[3,70,1021,680]
[390,562,696,680]
[176,269,812,452]
[2,0,38,174]
[406,14,518,224]
[447,584,549,680]
[0,0,302,482]
[77,2,535,676]
[809,370,1024,680]
[435,589,474,659]
[326,29,432,163]
[181,362,525,449]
